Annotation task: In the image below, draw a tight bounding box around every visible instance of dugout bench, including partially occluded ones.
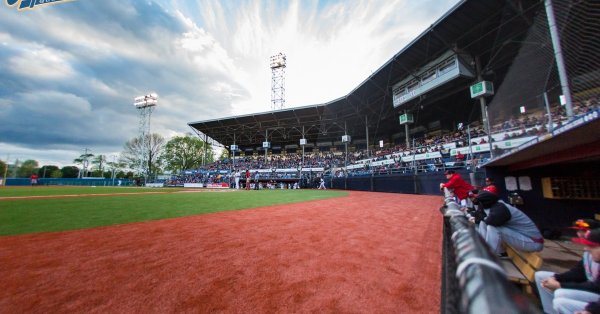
[500,243,543,301]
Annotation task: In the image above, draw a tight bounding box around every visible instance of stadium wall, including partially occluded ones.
[5,178,134,187]
[329,169,486,195]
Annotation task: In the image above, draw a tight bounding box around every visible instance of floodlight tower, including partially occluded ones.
[133,93,158,183]
[270,53,286,111]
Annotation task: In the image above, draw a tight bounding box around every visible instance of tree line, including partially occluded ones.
[1,133,216,179]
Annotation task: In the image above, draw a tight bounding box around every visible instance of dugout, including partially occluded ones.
[483,109,600,234]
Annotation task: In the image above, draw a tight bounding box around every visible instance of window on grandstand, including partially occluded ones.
[438,57,457,75]
[407,80,419,92]
[394,84,408,97]
[421,69,437,84]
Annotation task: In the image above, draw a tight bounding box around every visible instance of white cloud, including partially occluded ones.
[8,46,75,79]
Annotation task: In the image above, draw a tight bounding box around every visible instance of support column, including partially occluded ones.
[545,0,574,118]
[232,132,236,170]
[405,123,410,149]
[302,126,305,166]
[365,116,370,158]
[203,133,208,166]
[475,57,494,156]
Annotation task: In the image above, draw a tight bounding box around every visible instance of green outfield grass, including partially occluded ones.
[0,186,182,197]
[0,187,347,236]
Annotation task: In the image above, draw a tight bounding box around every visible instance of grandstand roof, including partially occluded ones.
[188,0,541,152]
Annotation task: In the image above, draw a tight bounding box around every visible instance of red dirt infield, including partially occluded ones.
[0,191,443,313]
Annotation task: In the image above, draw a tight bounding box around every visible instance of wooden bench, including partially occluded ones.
[500,244,543,299]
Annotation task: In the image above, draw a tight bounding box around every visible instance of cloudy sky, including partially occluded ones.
[0,0,460,167]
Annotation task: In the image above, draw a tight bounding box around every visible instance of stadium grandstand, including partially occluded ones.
[184,0,599,312]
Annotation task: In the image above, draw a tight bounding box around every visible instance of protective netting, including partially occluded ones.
[487,0,600,138]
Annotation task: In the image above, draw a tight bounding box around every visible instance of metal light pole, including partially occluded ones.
[270,53,286,110]
[133,93,158,185]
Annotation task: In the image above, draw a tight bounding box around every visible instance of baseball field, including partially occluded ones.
[0,186,443,313]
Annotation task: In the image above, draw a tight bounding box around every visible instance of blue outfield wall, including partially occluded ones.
[4,178,134,186]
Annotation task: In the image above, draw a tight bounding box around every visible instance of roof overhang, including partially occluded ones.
[484,111,600,171]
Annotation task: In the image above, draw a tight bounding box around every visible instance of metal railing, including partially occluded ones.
[440,189,541,313]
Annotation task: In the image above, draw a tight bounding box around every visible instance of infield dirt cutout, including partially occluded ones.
[0,191,442,313]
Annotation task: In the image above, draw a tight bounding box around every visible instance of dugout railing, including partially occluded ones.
[440,193,540,313]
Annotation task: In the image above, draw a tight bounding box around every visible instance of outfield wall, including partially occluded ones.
[329,169,486,195]
[4,178,133,186]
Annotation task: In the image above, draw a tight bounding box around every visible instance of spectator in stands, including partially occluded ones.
[474,191,543,256]
[455,152,465,164]
[440,170,474,206]
[492,145,503,157]
[535,227,600,314]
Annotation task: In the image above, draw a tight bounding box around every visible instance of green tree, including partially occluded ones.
[92,155,107,173]
[17,160,39,178]
[122,133,166,177]
[51,169,63,178]
[61,166,79,178]
[91,170,104,177]
[73,153,94,178]
[38,165,59,178]
[106,156,127,180]
[162,134,212,173]
[0,160,6,180]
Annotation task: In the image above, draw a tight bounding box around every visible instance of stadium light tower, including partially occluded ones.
[133,93,158,184]
[270,53,286,111]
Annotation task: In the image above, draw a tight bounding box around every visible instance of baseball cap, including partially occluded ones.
[572,229,600,247]
[569,219,600,231]
[444,170,455,175]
